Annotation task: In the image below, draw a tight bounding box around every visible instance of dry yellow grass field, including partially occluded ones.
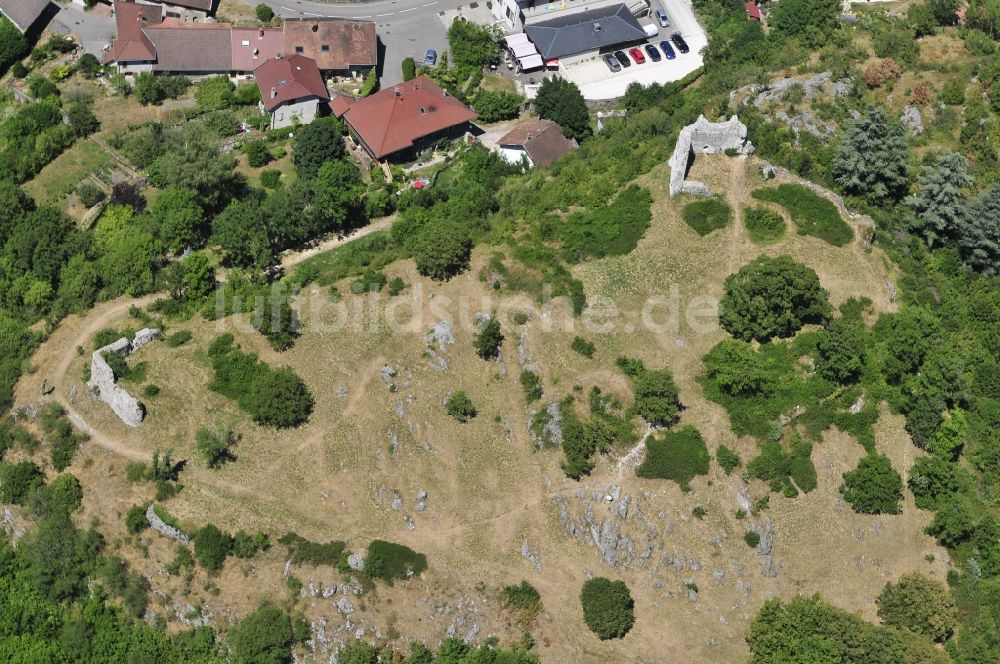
[16,156,948,662]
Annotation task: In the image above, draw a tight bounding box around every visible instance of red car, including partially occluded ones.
[628,47,646,64]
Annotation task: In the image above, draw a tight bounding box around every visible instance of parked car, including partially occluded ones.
[656,9,671,27]
[613,50,631,68]
[424,49,437,66]
[603,53,622,72]
[659,39,676,59]
[671,33,690,53]
[628,47,646,64]
[644,43,662,62]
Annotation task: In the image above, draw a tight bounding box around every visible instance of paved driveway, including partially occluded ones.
[49,3,116,56]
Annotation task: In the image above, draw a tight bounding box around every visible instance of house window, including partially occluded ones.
[295,46,304,54]
[321,44,330,52]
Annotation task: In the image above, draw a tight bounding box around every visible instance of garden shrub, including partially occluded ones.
[681,196,732,236]
[580,577,634,639]
[277,532,346,567]
[636,425,710,490]
[743,205,786,243]
[752,184,853,246]
[876,572,957,642]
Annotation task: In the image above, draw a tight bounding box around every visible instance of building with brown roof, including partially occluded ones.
[105,2,162,72]
[497,119,577,168]
[255,55,330,129]
[232,27,284,72]
[146,0,215,19]
[0,0,52,33]
[143,24,233,73]
[331,76,477,162]
[282,17,377,75]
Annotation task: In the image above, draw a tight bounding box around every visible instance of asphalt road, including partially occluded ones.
[262,0,470,86]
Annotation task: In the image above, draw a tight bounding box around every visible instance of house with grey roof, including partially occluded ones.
[524,4,649,64]
[0,0,53,33]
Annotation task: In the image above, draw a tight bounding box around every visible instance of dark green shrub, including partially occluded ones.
[387,277,406,296]
[245,141,272,168]
[580,577,634,639]
[841,453,903,514]
[277,532,346,567]
[446,391,477,422]
[555,185,652,262]
[571,336,595,358]
[631,368,681,426]
[142,384,160,398]
[681,196,732,236]
[716,444,742,474]
[752,185,853,246]
[474,317,503,359]
[401,56,416,81]
[125,504,148,534]
[743,205,786,243]
[77,182,106,207]
[228,604,296,664]
[193,524,233,575]
[636,425,710,490]
[165,330,192,347]
[876,573,957,642]
[520,371,543,403]
[0,461,43,504]
[500,581,543,625]
[350,269,387,294]
[365,540,427,584]
[260,169,282,189]
[744,531,761,548]
[233,531,269,559]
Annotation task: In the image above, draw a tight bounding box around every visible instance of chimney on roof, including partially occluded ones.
[259,29,264,38]
[442,89,449,97]
[312,23,319,32]
[394,87,401,96]
[271,87,277,99]
[419,106,426,114]
[593,21,601,31]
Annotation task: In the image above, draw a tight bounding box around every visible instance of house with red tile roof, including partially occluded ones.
[497,119,577,168]
[745,1,761,21]
[330,76,478,162]
[282,17,377,75]
[255,55,330,129]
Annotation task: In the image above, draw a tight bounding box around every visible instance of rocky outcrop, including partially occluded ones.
[668,115,753,197]
[88,328,159,427]
[145,505,189,544]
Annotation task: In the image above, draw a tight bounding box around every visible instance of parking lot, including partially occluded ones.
[561,0,706,100]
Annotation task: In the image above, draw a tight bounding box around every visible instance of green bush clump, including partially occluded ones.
[636,425,710,490]
[260,169,282,189]
[570,336,595,358]
[277,532,346,567]
[743,205,786,243]
[748,435,817,495]
[554,185,652,262]
[744,531,761,548]
[364,540,427,584]
[474,317,503,358]
[125,504,148,534]
[630,367,682,427]
[580,577,635,639]
[681,196,732,236]
[193,524,233,575]
[520,371,543,403]
[716,444,742,474]
[446,391,477,422]
[876,573,957,642]
[207,334,314,428]
[165,330,192,347]
[841,453,902,514]
[500,581,543,625]
[0,461,43,504]
[752,184,853,246]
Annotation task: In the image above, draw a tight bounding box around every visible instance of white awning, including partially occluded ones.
[511,42,538,58]
[505,33,532,47]
[518,54,544,70]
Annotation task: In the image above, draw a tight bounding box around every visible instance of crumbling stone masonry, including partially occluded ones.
[88,328,160,427]
[668,115,754,197]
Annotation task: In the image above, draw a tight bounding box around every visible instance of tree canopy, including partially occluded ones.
[534,77,591,142]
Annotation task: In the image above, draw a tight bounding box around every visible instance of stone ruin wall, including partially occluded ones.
[88,328,160,428]
[668,115,754,197]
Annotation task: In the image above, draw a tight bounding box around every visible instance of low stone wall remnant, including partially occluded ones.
[88,328,160,428]
[668,115,754,197]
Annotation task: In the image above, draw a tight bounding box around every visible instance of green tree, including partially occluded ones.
[358,68,379,97]
[412,221,472,280]
[534,76,591,142]
[401,56,416,81]
[931,409,967,461]
[195,75,236,111]
[0,460,43,504]
[959,185,1000,275]
[240,367,315,428]
[292,117,345,179]
[180,251,216,301]
[149,186,204,253]
[311,159,365,231]
[719,255,831,342]
[769,0,841,47]
[929,0,959,24]
[908,152,972,248]
[473,90,524,123]
[445,391,477,422]
[193,524,232,575]
[580,577,634,639]
[473,317,503,358]
[908,454,969,510]
[632,368,682,427]
[35,473,83,517]
[196,427,236,469]
[815,318,866,384]
[246,140,271,168]
[66,103,99,138]
[877,573,957,642]
[841,453,903,514]
[134,72,162,105]
[98,227,158,297]
[253,296,300,351]
[446,19,500,68]
[228,604,295,664]
[338,641,378,664]
[256,3,275,22]
[18,512,102,602]
[77,52,101,78]
[833,106,910,203]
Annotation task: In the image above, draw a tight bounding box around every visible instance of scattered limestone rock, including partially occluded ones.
[520,539,543,573]
[337,598,354,615]
[379,365,397,383]
[336,384,348,399]
[347,553,366,572]
[901,105,923,136]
